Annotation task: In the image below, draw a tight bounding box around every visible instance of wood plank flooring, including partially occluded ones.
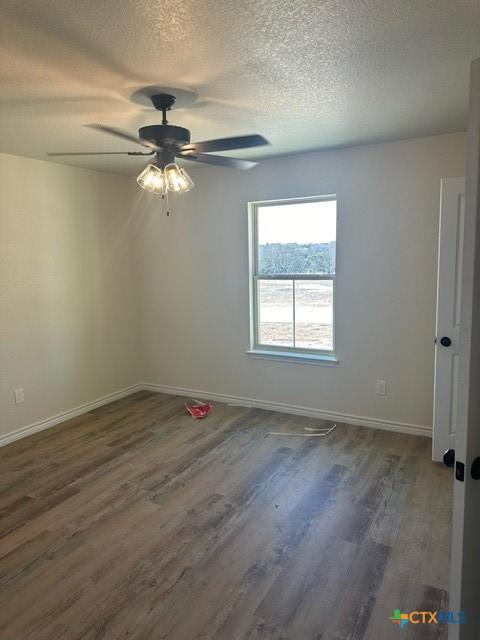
[0,391,452,639]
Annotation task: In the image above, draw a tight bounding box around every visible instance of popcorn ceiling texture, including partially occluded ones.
[0,0,479,174]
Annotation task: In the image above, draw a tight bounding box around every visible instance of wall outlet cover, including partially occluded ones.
[376,380,387,396]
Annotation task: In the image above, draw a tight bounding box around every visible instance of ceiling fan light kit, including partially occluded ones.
[136,161,194,195]
[48,91,269,199]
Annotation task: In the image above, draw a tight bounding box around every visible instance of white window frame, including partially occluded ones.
[248,195,337,364]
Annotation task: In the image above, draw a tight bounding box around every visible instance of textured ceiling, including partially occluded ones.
[1,0,479,175]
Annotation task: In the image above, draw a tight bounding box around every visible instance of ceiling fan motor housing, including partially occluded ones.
[139,125,191,149]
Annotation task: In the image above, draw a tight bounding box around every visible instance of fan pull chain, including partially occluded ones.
[161,192,172,217]
[166,191,170,217]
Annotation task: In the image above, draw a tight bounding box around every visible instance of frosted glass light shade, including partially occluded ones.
[137,164,167,194]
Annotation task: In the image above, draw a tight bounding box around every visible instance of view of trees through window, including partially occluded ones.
[258,241,336,275]
[253,198,336,352]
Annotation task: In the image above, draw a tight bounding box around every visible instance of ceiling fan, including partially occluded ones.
[48,93,270,195]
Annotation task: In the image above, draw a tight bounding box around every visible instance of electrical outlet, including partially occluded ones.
[375,379,387,396]
[14,388,24,404]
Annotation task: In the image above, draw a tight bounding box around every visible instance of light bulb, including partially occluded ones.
[164,163,194,193]
[137,164,167,195]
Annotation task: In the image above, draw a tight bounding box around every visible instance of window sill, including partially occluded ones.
[246,349,338,366]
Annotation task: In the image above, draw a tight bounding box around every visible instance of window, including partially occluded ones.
[249,195,337,360]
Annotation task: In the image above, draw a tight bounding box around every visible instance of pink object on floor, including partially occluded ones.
[185,400,212,419]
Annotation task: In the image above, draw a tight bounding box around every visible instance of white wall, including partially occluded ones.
[0,153,141,438]
[134,133,466,431]
[0,133,468,442]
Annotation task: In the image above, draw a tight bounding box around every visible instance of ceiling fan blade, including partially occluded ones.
[181,134,269,154]
[47,151,154,156]
[178,152,257,170]
[85,124,162,151]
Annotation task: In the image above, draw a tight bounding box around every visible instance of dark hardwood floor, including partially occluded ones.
[0,391,452,639]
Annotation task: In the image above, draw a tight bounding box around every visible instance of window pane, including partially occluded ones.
[294,280,333,350]
[258,280,293,347]
[257,200,336,275]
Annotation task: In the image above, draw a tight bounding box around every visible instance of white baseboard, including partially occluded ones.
[142,383,432,438]
[0,381,432,448]
[0,384,143,448]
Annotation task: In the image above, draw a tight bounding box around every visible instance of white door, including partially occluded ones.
[433,177,465,461]
[448,58,480,640]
